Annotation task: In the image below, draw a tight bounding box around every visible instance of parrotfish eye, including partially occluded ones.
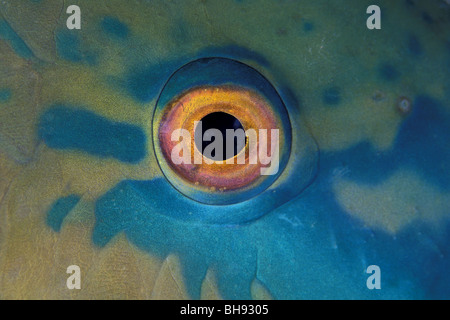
[195,111,246,161]
[153,58,292,205]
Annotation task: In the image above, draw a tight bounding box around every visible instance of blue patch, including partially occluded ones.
[407,34,423,56]
[55,30,96,64]
[101,17,129,39]
[0,19,34,59]
[198,45,270,67]
[123,46,270,103]
[47,195,80,232]
[0,88,11,102]
[421,12,434,25]
[303,22,314,32]
[124,59,183,103]
[379,63,399,81]
[38,105,146,163]
[324,95,450,190]
[322,86,341,105]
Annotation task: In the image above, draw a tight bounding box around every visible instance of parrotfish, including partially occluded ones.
[0,0,449,299]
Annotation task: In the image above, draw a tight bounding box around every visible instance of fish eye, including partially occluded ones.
[153,57,292,205]
[195,111,246,162]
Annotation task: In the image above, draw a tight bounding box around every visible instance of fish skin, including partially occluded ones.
[0,0,449,299]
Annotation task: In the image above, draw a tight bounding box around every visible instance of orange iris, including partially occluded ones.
[157,85,283,191]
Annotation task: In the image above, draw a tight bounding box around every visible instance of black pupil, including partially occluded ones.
[195,112,246,161]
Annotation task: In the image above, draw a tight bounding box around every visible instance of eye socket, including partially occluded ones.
[152,58,292,205]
